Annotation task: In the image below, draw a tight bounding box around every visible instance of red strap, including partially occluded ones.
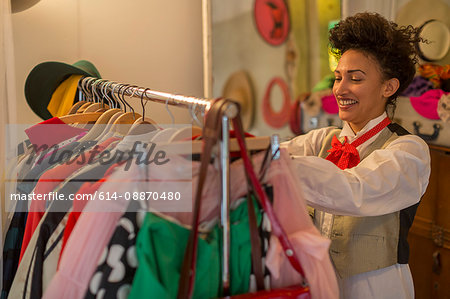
[351,116,391,148]
[232,116,307,280]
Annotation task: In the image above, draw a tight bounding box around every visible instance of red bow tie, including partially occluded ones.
[325,117,391,170]
[326,136,360,169]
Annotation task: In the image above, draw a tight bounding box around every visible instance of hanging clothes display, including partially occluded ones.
[2,68,338,299]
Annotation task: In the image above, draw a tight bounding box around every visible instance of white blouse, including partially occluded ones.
[281,112,431,299]
[281,112,430,216]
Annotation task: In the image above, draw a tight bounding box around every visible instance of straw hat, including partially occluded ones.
[222,71,255,130]
[396,0,450,62]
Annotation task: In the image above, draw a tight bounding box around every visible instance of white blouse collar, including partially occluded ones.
[340,112,388,142]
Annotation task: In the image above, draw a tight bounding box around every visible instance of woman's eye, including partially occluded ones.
[351,78,362,82]
[334,77,342,81]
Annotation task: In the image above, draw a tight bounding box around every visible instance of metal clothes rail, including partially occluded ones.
[80,76,237,295]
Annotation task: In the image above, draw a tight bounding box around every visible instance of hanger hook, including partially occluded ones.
[123,85,138,119]
[117,84,130,112]
[83,77,96,102]
[191,103,203,127]
[99,80,110,107]
[101,80,114,108]
[165,98,175,125]
[140,88,151,121]
[111,83,123,110]
[77,77,87,102]
[94,79,105,104]
[93,79,105,105]
[100,80,114,108]
[88,78,98,102]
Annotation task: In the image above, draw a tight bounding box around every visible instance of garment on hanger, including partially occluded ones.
[2,116,95,299]
[83,201,146,299]
[127,197,260,299]
[19,136,121,262]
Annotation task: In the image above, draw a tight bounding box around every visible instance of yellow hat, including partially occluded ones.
[47,75,83,117]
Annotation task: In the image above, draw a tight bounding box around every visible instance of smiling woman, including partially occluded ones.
[332,50,399,132]
[281,12,431,299]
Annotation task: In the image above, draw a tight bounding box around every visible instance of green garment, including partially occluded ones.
[128,198,262,299]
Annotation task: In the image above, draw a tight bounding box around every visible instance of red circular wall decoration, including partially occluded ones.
[254,0,290,46]
[262,77,291,128]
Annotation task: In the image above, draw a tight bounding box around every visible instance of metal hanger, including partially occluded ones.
[76,78,97,113]
[83,79,109,112]
[127,88,158,135]
[190,103,203,128]
[111,85,142,135]
[165,97,175,125]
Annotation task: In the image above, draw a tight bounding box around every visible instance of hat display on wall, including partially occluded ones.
[396,0,450,63]
[320,91,338,114]
[416,19,450,62]
[410,89,449,120]
[25,60,101,120]
[254,0,290,46]
[262,77,291,128]
[401,76,434,97]
[222,70,255,131]
[437,93,450,122]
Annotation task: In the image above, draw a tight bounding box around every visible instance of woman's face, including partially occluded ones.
[333,49,388,132]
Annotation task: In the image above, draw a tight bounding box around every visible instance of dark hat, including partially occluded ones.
[25,60,101,120]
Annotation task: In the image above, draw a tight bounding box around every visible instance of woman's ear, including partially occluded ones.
[383,78,400,98]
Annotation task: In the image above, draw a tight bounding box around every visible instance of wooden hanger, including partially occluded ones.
[151,127,178,142]
[83,102,109,113]
[77,108,122,142]
[168,126,203,142]
[67,101,87,114]
[110,112,142,135]
[59,112,103,124]
[94,110,124,141]
[127,116,159,136]
[76,102,94,113]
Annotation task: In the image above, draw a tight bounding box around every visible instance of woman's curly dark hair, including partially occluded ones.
[329,12,422,111]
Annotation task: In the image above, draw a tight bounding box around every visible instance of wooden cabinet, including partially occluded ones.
[408,145,450,299]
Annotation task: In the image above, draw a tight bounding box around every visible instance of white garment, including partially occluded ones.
[281,112,431,299]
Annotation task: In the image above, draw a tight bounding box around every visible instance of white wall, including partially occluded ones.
[12,0,204,125]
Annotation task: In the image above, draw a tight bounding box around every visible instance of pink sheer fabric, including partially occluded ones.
[229,149,338,299]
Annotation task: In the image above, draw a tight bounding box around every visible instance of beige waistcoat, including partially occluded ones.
[311,126,409,278]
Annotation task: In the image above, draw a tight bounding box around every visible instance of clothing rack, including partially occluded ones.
[80,76,221,114]
[79,76,244,294]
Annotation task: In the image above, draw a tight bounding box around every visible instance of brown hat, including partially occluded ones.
[222,71,255,130]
